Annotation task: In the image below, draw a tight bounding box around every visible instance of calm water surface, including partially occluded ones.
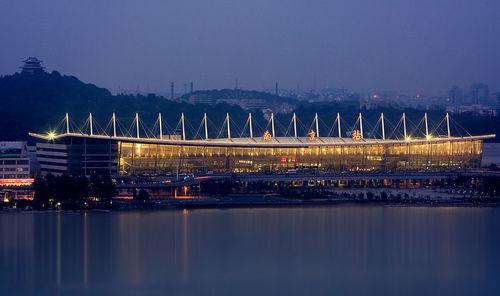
[1,206,499,295]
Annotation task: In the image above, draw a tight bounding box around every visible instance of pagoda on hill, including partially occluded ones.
[21,56,45,74]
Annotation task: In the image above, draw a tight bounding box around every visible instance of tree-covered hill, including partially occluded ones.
[0,71,259,140]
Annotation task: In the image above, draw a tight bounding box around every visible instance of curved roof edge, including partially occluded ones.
[29,132,496,148]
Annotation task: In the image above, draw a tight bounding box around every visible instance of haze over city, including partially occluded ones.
[1,0,499,95]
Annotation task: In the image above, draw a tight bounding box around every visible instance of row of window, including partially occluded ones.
[0,167,29,172]
[0,159,29,165]
[1,174,30,179]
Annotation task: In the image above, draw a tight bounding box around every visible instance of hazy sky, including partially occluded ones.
[0,0,499,95]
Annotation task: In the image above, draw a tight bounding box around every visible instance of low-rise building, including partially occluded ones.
[446,104,497,116]
[0,142,34,200]
[0,142,31,180]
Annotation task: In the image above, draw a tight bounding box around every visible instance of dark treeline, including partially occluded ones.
[1,71,498,141]
[32,173,114,209]
[29,173,156,210]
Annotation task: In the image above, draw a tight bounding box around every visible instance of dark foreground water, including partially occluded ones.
[1,207,500,296]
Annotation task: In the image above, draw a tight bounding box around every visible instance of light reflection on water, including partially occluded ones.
[1,206,499,295]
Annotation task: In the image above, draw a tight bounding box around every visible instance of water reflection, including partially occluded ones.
[0,207,499,295]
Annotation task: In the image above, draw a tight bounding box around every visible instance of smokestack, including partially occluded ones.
[190,82,194,93]
[170,82,174,100]
[275,82,279,97]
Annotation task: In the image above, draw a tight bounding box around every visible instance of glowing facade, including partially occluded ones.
[116,137,485,174]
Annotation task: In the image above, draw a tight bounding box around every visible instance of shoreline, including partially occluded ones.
[2,197,500,213]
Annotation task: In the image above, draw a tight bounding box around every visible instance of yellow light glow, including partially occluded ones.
[426,134,433,140]
[405,136,412,141]
[47,131,57,140]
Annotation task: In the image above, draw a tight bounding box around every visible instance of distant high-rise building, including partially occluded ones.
[496,93,500,114]
[470,83,489,105]
[190,82,194,93]
[21,57,45,74]
[448,85,463,105]
[170,82,174,100]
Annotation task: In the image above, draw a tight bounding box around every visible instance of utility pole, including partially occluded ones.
[170,82,174,100]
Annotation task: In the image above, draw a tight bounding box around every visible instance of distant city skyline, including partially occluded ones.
[1,0,499,96]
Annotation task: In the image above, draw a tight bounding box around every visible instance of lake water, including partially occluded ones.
[1,207,500,295]
[482,143,500,167]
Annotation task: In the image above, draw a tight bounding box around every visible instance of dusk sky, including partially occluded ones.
[1,0,499,95]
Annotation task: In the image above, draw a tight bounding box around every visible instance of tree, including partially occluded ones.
[89,172,115,202]
[33,176,50,208]
[134,189,150,204]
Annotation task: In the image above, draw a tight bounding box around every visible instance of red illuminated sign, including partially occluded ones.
[280,157,297,163]
[0,178,34,187]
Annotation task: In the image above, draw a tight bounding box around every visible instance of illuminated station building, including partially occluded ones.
[30,112,494,176]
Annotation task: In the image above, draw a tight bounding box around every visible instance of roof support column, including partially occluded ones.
[89,113,93,136]
[315,113,319,138]
[65,113,70,134]
[226,113,231,139]
[424,112,429,139]
[158,113,163,140]
[204,113,209,140]
[135,113,140,139]
[337,113,341,139]
[446,113,451,138]
[271,113,275,138]
[181,113,186,140]
[381,113,385,140]
[293,113,297,138]
[358,113,363,139]
[402,113,407,140]
[112,113,117,137]
[249,113,253,139]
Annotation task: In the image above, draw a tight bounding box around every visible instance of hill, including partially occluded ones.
[0,71,257,140]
